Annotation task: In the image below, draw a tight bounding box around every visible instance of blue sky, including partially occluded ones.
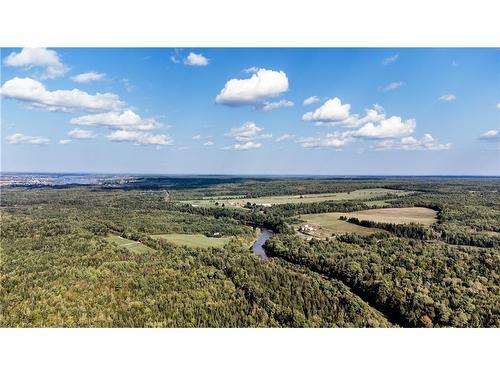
[1,48,498,175]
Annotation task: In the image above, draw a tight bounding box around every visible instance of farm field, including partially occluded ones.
[106,235,155,254]
[150,233,235,248]
[344,207,438,225]
[181,188,411,208]
[297,213,386,238]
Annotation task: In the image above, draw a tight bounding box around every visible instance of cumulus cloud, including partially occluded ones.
[223,141,262,151]
[215,68,289,107]
[6,133,50,145]
[259,99,294,111]
[69,110,163,131]
[375,134,451,151]
[302,97,351,123]
[107,130,173,146]
[68,128,96,139]
[0,77,124,113]
[3,47,69,79]
[59,139,72,145]
[352,116,416,139]
[226,121,263,141]
[379,81,404,92]
[297,133,353,149]
[243,67,259,74]
[71,71,106,83]
[382,54,399,65]
[184,52,209,66]
[203,141,214,146]
[276,134,296,142]
[192,134,201,140]
[478,129,499,140]
[439,94,456,101]
[303,96,320,106]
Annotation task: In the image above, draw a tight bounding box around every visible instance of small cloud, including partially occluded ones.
[3,47,69,79]
[107,130,173,146]
[302,97,351,123]
[170,55,180,64]
[223,141,262,151]
[439,94,456,101]
[379,81,404,92]
[303,96,320,106]
[6,133,50,145]
[120,78,134,92]
[71,71,106,83]
[496,102,500,109]
[68,128,96,139]
[244,67,259,74]
[59,139,72,145]
[452,60,459,67]
[375,133,451,151]
[226,121,263,141]
[216,68,289,108]
[184,52,209,66]
[192,134,201,140]
[382,54,399,65]
[478,129,499,141]
[259,99,294,111]
[203,141,214,146]
[276,134,296,142]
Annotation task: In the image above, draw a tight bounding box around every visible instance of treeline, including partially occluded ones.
[264,234,500,327]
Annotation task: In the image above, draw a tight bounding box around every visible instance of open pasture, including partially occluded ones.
[106,235,156,254]
[150,233,234,248]
[181,188,411,208]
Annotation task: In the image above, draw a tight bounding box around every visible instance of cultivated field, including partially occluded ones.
[181,188,411,208]
[297,213,385,238]
[344,207,438,225]
[106,235,155,254]
[150,233,235,248]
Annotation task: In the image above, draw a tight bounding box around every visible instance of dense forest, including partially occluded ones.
[1,177,499,327]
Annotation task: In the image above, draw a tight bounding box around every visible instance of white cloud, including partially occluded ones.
[120,78,134,92]
[223,141,262,151]
[324,105,387,129]
[496,102,500,109]
[260,99,294,111]
[379,81,404,91]
[226,121,263,141]
[170,55,180,64]
[203,141,214,146]
[243,67,259,74]
[352,116,416,139]
[107,130,173,146]
[0,77,124,113]
[478,129,499,140]
[3,47,69,79]
[303,96,320,106]
[59,139,72,145]
[6,133,49,145]
[68,128,96,139]
[382,54,399,65]
[192,134,202,140]
[70,110,162,131]
[302,97,351,123]
[276,134,296,142]
[439,94,456,101]
[297,133,353,149]
[71,71,106,83]
[215,68,289,107]
[184,52,209,66]
[375,134,451,151]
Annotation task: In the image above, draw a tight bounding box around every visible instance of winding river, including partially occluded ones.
[251,228,274,259]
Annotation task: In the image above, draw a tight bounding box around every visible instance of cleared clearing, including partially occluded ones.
[345,207,437,225]
[150,233,234,248]
[181,188,411,208]
[297,207,437,238]
[106,235,155,254]
[298,213,385,238]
